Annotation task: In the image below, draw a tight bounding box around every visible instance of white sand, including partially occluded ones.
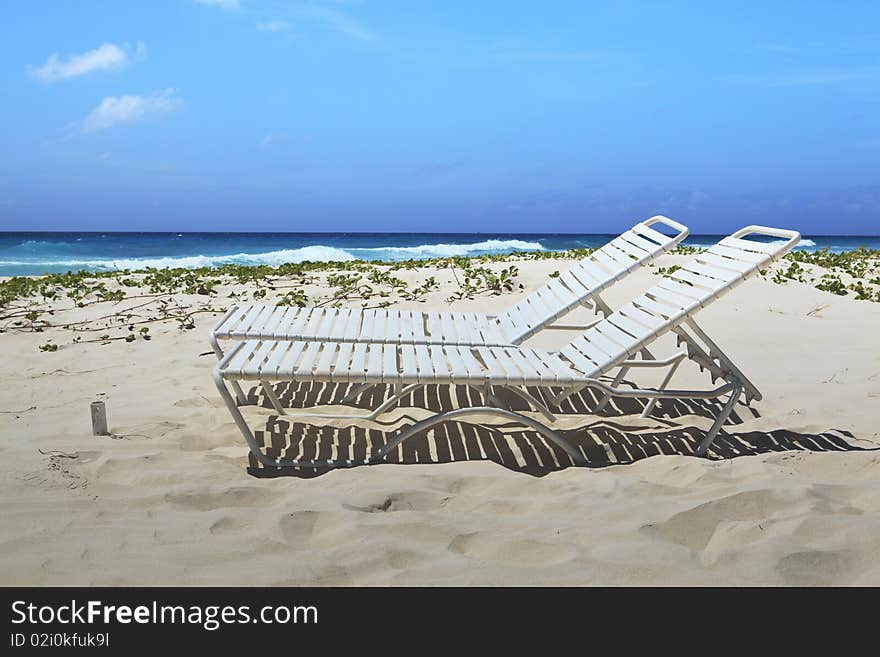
[1,255,879,585]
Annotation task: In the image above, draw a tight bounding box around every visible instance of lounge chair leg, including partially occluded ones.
[214,370,270,464]
[695,379,743,456]
[370,406,586,467]
[281,383,424,421]
[640,353,686,418]
[547,385,584,408]
[482,383,508,410]
[340,382,374,404]
[595,367,630,413]
[209,328,248,406]
[501,387,558,422]
[261,380,285,415]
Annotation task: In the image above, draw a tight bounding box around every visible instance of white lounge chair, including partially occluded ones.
[210,216,688,403]
[214,226,800,469]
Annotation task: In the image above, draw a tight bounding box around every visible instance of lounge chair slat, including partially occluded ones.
[709,244,767,265]
[350,343,368,382]
[595,322,640,355]
[261,306,287,337]
[395,310,410,343]
[674,269,729,293]
[719,236,778,255]
[657,278,704,301]
[591,248,623,275]
[298,342,322,376]
[335,341,355,382]
[517,348,554,384]
[607,237,645,262]
[632,223,674,247]
[223,305,249,334]
[685,261,739,282]
[544,278,578,308]
[443,346,467,380]
[327,308,350,340]
[452,312,476,344]
[383,343,398,383]
[621,231,663,255]
[429,345,449,381]
[409,311,427,340]
[633,294,681,318]
[560,340,603,375]
[313,307,337,337]
[474,347,504,384]
[414,345,434,383]
[620,304,667,333]
[343,309,362,341]
[227,340,259,376]
[366,344,384,381]
[264,339,295,377]
[607,312,651,341]
[557,270,589,297]
[303,308,327,337]
[287,307,311,338]
[400,345,418,380]
[314,341,340,377]
[242,340,278,378]
[439,312,457,344]
[239,305,266,336]
[277,341,306,378]
[568,260,604,288]
[501,347,532,384]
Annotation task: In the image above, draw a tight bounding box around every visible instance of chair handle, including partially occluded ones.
[642,215,689,242]
[731,225,801,254]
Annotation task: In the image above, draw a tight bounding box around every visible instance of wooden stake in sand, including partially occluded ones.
[90,401,109,436]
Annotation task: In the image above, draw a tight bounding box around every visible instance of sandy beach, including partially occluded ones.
[1,251,879,586]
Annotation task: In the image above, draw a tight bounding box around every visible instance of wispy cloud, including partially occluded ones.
[485,49,596,63]
[259,133,286,148]
[256,20,290,32]
[29,42,146,83]
[193,0,240,9]
[299,7,378,44]
[729,68,878,87]
[75,89,182,134]
[757,43,798,54]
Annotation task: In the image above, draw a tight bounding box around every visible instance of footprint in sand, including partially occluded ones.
[165,486,278,511]
[342,490,451,514]
[644,488,792,552]
[777,550,856,585]
[447,532,577,567]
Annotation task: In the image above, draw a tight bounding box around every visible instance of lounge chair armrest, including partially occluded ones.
[642,215,689,243]
[210,305,240,335]
[731,225,801,255]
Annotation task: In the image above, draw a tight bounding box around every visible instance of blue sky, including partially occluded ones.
[0,0,878,234]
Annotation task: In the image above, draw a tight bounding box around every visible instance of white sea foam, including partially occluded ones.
[0,239,545,271]
[351,239,543,259]
[766,238,816,249]
[0,245,357,270]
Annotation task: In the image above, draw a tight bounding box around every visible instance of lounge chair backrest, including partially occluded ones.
[560,226,801,377]
[495,215,689,343]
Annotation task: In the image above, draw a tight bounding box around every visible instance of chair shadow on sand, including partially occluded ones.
[242,382,876,478]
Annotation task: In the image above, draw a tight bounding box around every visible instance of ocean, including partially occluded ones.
[0,231,874,277]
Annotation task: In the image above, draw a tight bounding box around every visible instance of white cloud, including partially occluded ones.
[256,20,290,32]
[730,68,878,87]
[76,89,182,133]
[193,0,240,9]
[301,7,378,43]
[29,42,145,83]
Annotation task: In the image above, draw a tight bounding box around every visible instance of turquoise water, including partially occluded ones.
[0,231,873,277]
